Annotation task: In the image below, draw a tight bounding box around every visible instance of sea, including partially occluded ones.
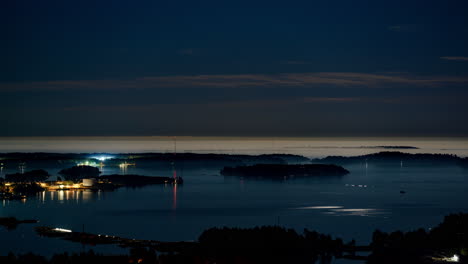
[1,137,468,263]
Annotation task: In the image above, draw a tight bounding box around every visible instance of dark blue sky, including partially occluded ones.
[2,0,468,136]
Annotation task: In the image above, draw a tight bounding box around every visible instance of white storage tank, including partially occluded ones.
[82,178,96,187]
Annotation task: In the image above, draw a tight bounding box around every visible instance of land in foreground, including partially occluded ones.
[1,213,467,263]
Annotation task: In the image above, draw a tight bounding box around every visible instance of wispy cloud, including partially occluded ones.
[1,72,467,92]
[440,56,468,61]
[60,95,465,113]
[59,98,363,113]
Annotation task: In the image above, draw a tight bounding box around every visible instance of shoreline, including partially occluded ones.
[2,213,467,263]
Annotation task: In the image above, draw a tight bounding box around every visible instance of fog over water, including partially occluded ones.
[1,137,468,263]
[1,137,468,157]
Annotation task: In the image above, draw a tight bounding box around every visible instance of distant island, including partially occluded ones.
[0,152,309,164]
[366,146,419,149]
[0,166,182,199]
[314,151,468,167]
[288,145,419,149]
[3,151,467,170]
[220,164,349,179]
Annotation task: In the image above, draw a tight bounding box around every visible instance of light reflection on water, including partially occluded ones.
[29,185,179,206]
[172,184,178,210]
[35,190,103,204]
[292,206,388,217]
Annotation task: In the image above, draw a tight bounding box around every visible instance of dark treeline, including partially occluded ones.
[372,146,419,149]
[58,166,100,181]
[197,226,347,263]
[0,153,85,161]
[0,153,309,164]
[314,151,468,167]
[3,151,468,171]
[0,153,310,173]
[3,227,348,264]
[7,183,44,194]
[5,170,49,183]
[369,213,468,263]
[2,151,468,167]
[3,213,468,263]
[2,170,49,195]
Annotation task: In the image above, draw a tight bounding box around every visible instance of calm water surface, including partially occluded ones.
[1,137,468,263]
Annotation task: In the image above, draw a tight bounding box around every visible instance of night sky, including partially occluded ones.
[2,0,468,136]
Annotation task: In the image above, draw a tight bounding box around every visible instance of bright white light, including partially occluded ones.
[92,156,113,161]
[77,160,99,167]
[53,228,72,233]
[119,162,135,168]
[441,254,460,262]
